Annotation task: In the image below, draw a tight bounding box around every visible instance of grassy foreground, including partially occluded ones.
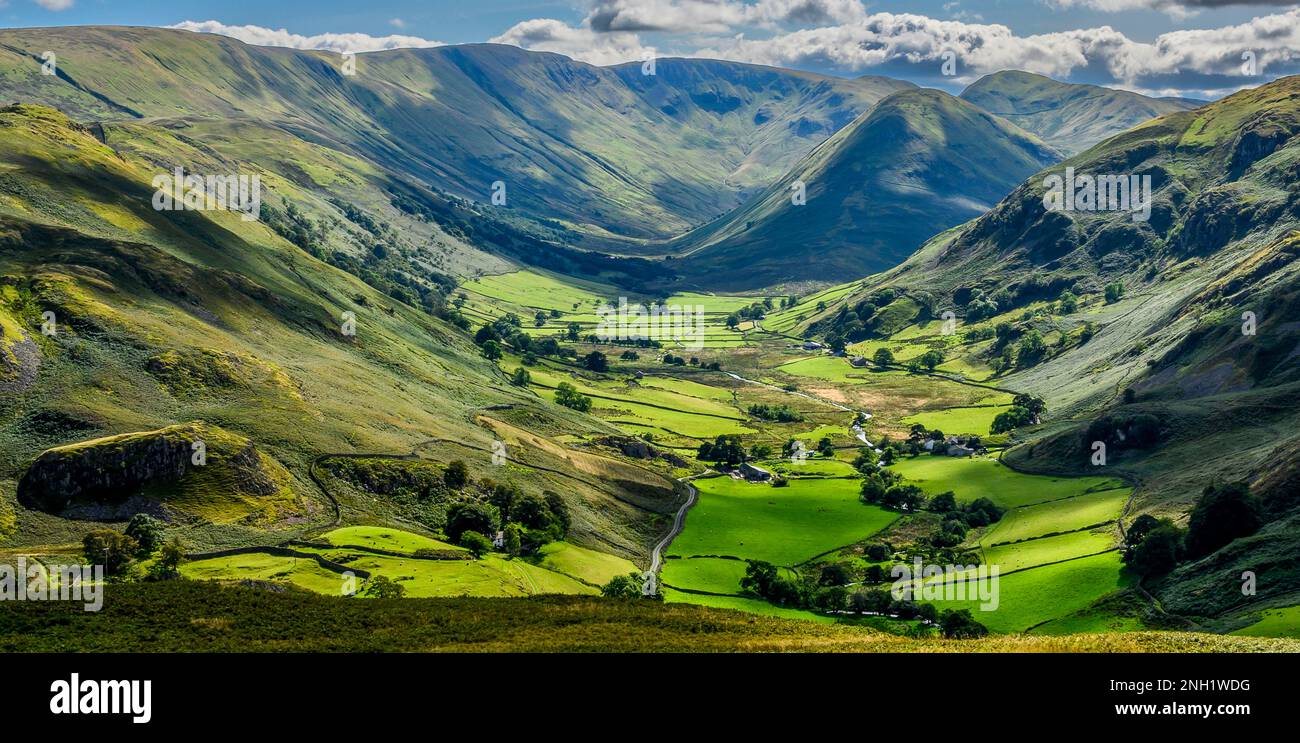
[1,582,1295,653]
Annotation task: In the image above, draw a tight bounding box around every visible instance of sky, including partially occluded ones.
[2,0,1299,98]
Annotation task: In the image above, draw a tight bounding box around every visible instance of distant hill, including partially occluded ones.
[667,88,1061,290]
[960,70,1199,155]
[0,27,910,243]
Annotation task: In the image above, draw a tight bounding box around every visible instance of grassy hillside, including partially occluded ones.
[0,103,676,560]
[0,27,909,244]
[3,580,1294,652]
[669,89,1061,290]
[960,70,1198,156]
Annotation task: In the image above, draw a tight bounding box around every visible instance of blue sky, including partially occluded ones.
[3,1,1298,97]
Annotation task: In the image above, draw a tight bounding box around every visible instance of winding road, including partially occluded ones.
[644,478,699,595]
[645,368,879,594]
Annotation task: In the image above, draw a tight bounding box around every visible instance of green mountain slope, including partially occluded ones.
[801,75,1300,620]
[0,27,910,243]
[0,104,676,556]
[668,89,1061,290]
[960,70,1199,156]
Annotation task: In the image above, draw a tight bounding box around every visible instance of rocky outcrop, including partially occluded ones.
[16,421,292,521]
[593,435,689,468]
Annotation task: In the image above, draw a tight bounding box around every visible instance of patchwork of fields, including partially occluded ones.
[889,455,1133,632]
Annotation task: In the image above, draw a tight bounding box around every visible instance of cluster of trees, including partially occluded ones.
[924,492,1006,548]
[555,382,593,412]
[747,403,805,422]
[1124,482,1262,577]
[82,514,184,581]
[740,561,988,638]
[660,353,719,370]
[1085,412,1161,452]
[990,394,1046,434]
[600,571,661,600]
[812,289,899,345]
[444,483,571,559]
[724,296,793,329]
[698,434,747,466]
[907,349,945,373]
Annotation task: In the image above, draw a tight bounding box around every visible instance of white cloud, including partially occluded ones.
[389,18,407,30]
[169,20,442,54]
[688,9,1300,85]
[586,0,866,34]
[490,18,651,66]
[1051,0,1298,12]
[34,0,74,11]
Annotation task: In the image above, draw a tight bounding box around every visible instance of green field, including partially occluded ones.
[1231,606,1300,638]
[660,587,835,624]
[984,488,1130,545]
[900,404,1012,435]
[536,542,640,586]
[181,553,349,595]
[927,552,1132,633]
[667,476,898,565]
[661,556,750,594]
[320,526,465,554]
[890,456,1126,509]
[981,529,1117,574]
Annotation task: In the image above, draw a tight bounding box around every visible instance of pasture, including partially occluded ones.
[666,475,897,565]
[890,456,1126,509]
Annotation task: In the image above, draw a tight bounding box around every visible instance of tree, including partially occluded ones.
[620,350,639,361]
[82,530,139,575]
[699,434,746,466]
[444,459,470,489]
[817,437,836,457]
[566,322,581,341]
[601,572,645,598]
[1012,394,1046,418]
[938,609,989,638]
[124,514,166,554]
[848,587,892,613]
[445,501,498,542]
[149,538,185,580]
[480,339,502,361]
[1105,282,1125,304]
[1126,521,1184,577]
[511,366,531,386]
[583,351,609,372]
[1016,330,1047,366]
[1057,291,1079,314]
[1185,482,1262,558]
[474,324,500,346]
[928,491,957,513]
[990,406,1034,434]
[859,474,888,504]
[917,349,944,371]
[503,524,522,557]
[555,382,593,412]
[725,313,741,330]
[819,563,851,586]
[534,311,548,327]
[459,530,493,558]
[363,575,407,598]
[872,348,895,368]
[864,543,892,562]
